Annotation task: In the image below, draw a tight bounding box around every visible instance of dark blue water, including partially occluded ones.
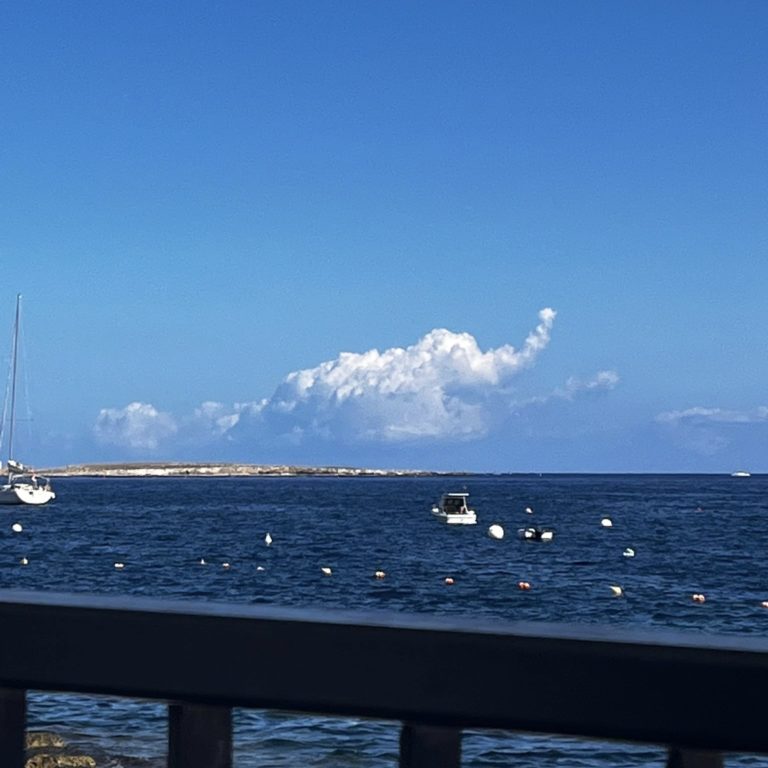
[6,475,768,767]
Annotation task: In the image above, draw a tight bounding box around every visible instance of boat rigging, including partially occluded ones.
[0,294,55,505]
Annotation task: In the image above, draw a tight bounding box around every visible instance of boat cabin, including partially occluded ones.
[432,492,476,524]
[440,493,470,514]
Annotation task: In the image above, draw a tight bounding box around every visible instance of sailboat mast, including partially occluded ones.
[7,293,20,467]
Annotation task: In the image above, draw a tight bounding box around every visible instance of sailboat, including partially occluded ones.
[0,295,55,505]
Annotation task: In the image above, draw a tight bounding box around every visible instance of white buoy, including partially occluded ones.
[321,566,332,575]
[610,585,623,597]
[222,562,230,569]
[540,530,554,542]
[11,522,22,533]
[525,506,533,514]
[199,558,207,565]
[374,570,386,579]
[444,576,455,585]
[265,532,273,546]
[601,518,613,528]
[256,565,265,572]
[114,562,125,570]
[622,548,635,558]
[20,557,28,566]
[488,524,504,540]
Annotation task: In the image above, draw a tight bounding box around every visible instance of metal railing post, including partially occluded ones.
[0,688,26,768]
[168,703,232,768]
[400,723,461,768]
[667,747,724,768]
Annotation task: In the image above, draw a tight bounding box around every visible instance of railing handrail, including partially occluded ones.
[0,590,767,753]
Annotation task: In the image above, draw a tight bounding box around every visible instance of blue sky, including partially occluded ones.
[1,1,766,472]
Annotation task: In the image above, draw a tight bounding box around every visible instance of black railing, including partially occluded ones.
[1,590,767,767]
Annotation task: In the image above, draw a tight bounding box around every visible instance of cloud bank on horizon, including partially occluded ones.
[653,405,768,458]
[93,308,619,455]
[655,406,768,425]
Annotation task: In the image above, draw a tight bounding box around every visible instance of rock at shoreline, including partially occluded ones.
[26,732,96,768]
[25,731,159,767]
[26,757,96,768]
[26,733,67,749]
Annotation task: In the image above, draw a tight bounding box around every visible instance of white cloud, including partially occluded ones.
[514,369,619,408]
[557,370,619,400]
[93,308,623,453]
[190,401,243,437]
[656,406,768,425]
[94,402,177,450]
[251,308,558,442]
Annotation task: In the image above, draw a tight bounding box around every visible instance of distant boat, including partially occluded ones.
[730,471,751,478]
[431,492,477,525]
[0,295,55,505]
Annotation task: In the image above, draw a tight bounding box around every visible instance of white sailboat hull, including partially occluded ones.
[0,483,55,505]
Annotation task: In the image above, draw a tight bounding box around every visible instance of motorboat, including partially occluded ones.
[730,471,751,478]
[519,526,554,542]
[0,295,55,505]
[431,492,477,525]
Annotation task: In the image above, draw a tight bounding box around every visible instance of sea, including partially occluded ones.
[5,473,768,767]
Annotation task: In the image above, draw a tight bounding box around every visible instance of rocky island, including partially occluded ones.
[39,462,466,478]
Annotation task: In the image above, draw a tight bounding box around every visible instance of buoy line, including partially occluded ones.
[17,517,768,614]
